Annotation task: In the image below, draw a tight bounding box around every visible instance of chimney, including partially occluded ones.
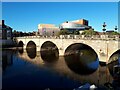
[2,20,4,25]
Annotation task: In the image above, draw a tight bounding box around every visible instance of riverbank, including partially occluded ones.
[1,39,17,49]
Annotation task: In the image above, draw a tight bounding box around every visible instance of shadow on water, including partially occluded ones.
[26,41,36,59]
[64,43,99,75]
[40,41,59,63]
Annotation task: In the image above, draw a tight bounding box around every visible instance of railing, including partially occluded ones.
[15,35,120,41]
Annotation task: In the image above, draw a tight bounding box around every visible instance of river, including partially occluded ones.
[2,48,119,90]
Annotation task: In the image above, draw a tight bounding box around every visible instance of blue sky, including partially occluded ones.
[1,0,119,2]
[2,2,118,32]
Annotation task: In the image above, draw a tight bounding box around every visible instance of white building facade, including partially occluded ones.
[38,24,60,36]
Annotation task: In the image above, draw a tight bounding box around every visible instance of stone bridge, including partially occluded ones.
[16,36,120,63]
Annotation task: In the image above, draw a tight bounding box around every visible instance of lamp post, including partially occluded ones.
[102,22,107,32]
[102,22,108,82]
[102,22,107,39]
[114,26,118,39]
[52,31,54,37]
[114,26,118,31]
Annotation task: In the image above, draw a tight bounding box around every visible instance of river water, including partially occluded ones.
[2,48,119,90]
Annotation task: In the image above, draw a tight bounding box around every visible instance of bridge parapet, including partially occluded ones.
[16,35,120,41]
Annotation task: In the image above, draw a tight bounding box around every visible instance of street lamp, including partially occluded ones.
[52,31,54,36]
[114,26,118,31]
[102,22,107,33]
[102,22,107,39]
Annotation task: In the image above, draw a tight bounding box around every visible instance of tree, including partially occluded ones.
[13,30,17,37]
[58,29,69,35]
[81,30,98,36]
[19,32,24,36]
[111,31,120,35]
[73,30,80,35]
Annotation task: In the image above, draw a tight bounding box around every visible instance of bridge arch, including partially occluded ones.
[26,41,36,48]
[64,43,99,75]
[18,41,24,47]
[64,43,98,56]
[26,41,36,59]
[40,41,59,62]
[108,49,120,77]
[108,49,120,64]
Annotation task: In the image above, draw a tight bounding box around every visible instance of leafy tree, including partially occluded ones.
[12,30,17,37]
[81,30,98,36]
[110,31,120,35]
[58,29,69,35]
[73,30,80,35]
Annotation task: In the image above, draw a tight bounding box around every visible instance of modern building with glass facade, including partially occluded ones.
[38,19,92,35]
[60,19,92,33]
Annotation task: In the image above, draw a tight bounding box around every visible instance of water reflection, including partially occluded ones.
[26,48,36,59]
[17,41,24,54]
[3,49,115,89]
[108,50,120,77]
[18,47,24,54]
[64,43,99,75]
[2,50,81,90]
[40,41,59,62]
[26,41,36,59]
[107,50,120,89]
[2,50,13,71]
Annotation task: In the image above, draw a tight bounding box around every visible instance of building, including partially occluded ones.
[60,19,92,33]
[38,24,60,36]
[0,20,13,40]
[71,19,88,26]
[0,20,14,47]
[106,30,115,33]
[0,21,2,39]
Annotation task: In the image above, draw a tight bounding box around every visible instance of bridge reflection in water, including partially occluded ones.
[2,47,120,89]
[26,41,36,59]
[40,41,59,62]
[17,45,113,85]
[64,43,99,75]
[108,50,120,76]
[17,41,24,54]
